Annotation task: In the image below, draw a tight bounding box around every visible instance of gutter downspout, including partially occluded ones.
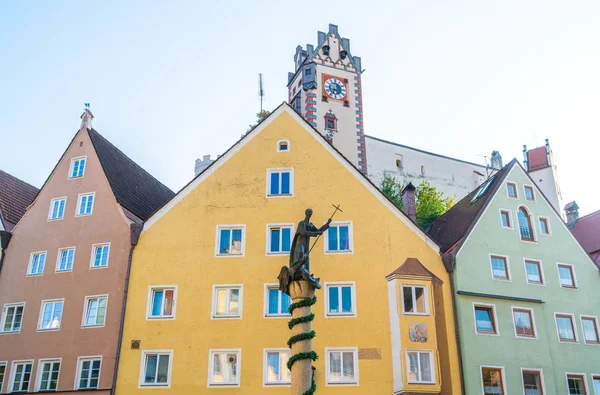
[111,223,143,395]
[0,231,12,274]
[443,252,466,395]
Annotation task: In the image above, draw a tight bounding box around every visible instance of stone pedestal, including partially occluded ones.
[289,281,316,395]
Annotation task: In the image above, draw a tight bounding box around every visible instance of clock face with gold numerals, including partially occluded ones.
[324,77,347,100]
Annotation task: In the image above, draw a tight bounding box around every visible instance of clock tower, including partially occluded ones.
[287,24,366,173]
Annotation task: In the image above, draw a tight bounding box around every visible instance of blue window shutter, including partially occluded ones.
[270,172,280,195]
[271,229,280,252]
[282,228,291,252]
[328,227,338,251]
[152,291,163,316]
[339,226,349,250]
[341,286,352,312]
[281,172,290,194]
[268,289,279,314]
[329,286,339,313]
[219,229,231,253]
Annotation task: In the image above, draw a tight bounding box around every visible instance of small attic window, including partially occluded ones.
[277,140,290,152]
[471,175,496,203]
[420,166,425,175]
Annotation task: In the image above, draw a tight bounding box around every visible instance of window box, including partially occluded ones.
[325,282,356,317]
[38,299,64,331]
[48,197,66,221]
[82,295,108,327]
[325,222,353,253]
[402,285,428,315]
[325,348,358,385]
[264,349,291,385]
[212,285,242,319]
[474,304,498,335]
[76,357,101,389]
[265,285,291,317]
[406,350,435,384]
[1,303,25,333]
[267,169,294,197]
[147,287,177,320]
[215,225,245,257]
[139,350,172,387]
[208,349,241,387]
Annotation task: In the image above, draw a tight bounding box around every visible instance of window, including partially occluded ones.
[558,264,577,288]
[267,224,292,255]
[325,222,352,253]
[326,348,358,385]
[216,225,245,256]
[326,283,355,316]
[474,304,498,335]
[327,119,335,129]
[70,157,86,178]
[581,316,599,344]
[48,198,66,220]
[567,374,587,395]
[539,217,550,235]
[209,350,240,386]
[420,165,425,175]
[507,182,518,198]
[513,308,536,338]
[500,210,512,228]
[91,243,110,268]
[490,255,510,280]
[402,285,428,315]
[76,193,94,216]
[0,362,5,393]
[593,376,600,395]
[522,370,543,395]
[518,207,535,241]
[147,287,176,319]
[406,351,434,384]
[264,350,291,385]
[524,185,535,201]
[267,169,293,197]
[76,357,101,389]
[482,367,505,395]
[525,260,544,285]
[83,295,108,327]
[27,251,47,276]
[1,303,25,333]
[140,351,172,387]
[212,285,242,318]
[277,140,290,152]
[556,314,577,342]
[305,68,312,76]
[265,285,291,317]
[293,94,302,114]
[38,299,64,330]
[10,361,33,393]
[56,247,75,272]
[36,359,61,391]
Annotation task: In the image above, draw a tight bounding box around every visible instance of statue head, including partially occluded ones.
[305,208,313,220]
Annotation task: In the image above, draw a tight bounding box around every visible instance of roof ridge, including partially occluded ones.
[576,209,600,221]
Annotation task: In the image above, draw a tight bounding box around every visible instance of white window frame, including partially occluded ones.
[56,246,76,273]
[266,168,294,197]
[521,368,546,395]
[538,216,551,236]
[37,298,65,331]
[325,347,359,386]
[264,284,291,318]
[27,251,47,277]
[580,315,600,345]
[215,225,246,257]
[592,374,600,395]
[266,223,294,256]
[207,349,241,387]
[480,365,507,395]
[68,156,87,179]
[565,373,589,395]
[507,182,518,199]
[263,348,291,386]
[489,253,511,282]
[499,208,513,229]
[324,221,354,254]
[35,358,62,392]
[523,258,545,286]
[511,306,538,339]
[555,312,579,343]
[556,263,578,289]
[276,140,290,152]
[146,286,178,320]
[324,282,357,318]
[82,294,109,328]
[1,302,26,334]
[523,184,535,201]
[473,302,499,336]
[9,360,34,393]
[138,350,173,388]
[76,192,95,216]
[0,361,6,393]
[211,284,243,319]
[90,243,110,269]
[74,356,102,390]
[48,197,67,221]
[405,350,435,384]
[401,284,429,316]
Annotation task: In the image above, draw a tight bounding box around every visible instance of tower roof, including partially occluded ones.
[527,146,549,171]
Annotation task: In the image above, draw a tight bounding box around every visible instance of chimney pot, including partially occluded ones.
[401,183,417,224]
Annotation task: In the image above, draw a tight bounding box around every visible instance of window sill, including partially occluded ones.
[584,341,600,345]
[139,384,170,388]
[82,324,107,328]
[90,265,108,270]
[26,273,44,277]
[324,250,353,255]
[0,330,21,335]
[515,335,537,340]
[264,314,291,319]
[47,217,64,222]
[266,194,294,198]
[402,312,429,317]
[476,331,499,336]
[325,381,359,386]
[527,281,544,286]
[146,316,175,320]
[326,313,356,318]
[264,382,291,387]
[208,383,240,388]
[215,254,245,258]
[492,277,511,282]
[212,315,242,320]
[560,286,578,290]
[266,252,290,256]
[36,327,61,332]
[558,339,578,343]
[75,213,93,217]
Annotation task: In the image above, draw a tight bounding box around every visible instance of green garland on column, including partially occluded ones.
[287,295,318,395]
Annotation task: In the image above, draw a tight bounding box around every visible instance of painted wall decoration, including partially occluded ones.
[409,323,429,342]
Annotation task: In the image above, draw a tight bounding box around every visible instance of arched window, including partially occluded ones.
[518,207,534,241]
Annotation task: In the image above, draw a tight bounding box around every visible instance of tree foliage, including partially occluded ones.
[380,173,404,210]
[247,110,271,132]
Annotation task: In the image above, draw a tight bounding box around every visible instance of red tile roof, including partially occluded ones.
[0,170,39,230]
[570,209,600,263]
[527,146,548,171]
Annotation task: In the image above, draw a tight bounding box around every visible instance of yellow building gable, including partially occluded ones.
[116,104,461,394]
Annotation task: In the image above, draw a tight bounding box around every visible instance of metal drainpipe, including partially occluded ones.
[110,223,143,395]
[445,253,466,395]
[0,231,12,274]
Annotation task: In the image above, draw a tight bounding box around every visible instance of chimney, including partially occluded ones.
[565,201,580,227]
[490,150,503,169]
[80,105,94,129]
[401,182,417,223]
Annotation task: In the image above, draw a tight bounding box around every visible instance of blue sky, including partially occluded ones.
[1,1,599,214]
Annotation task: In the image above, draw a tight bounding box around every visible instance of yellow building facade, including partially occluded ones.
[115,104,462,394]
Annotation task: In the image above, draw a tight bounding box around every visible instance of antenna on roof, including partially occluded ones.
[258,73,265,114]
[477,154,489,167]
